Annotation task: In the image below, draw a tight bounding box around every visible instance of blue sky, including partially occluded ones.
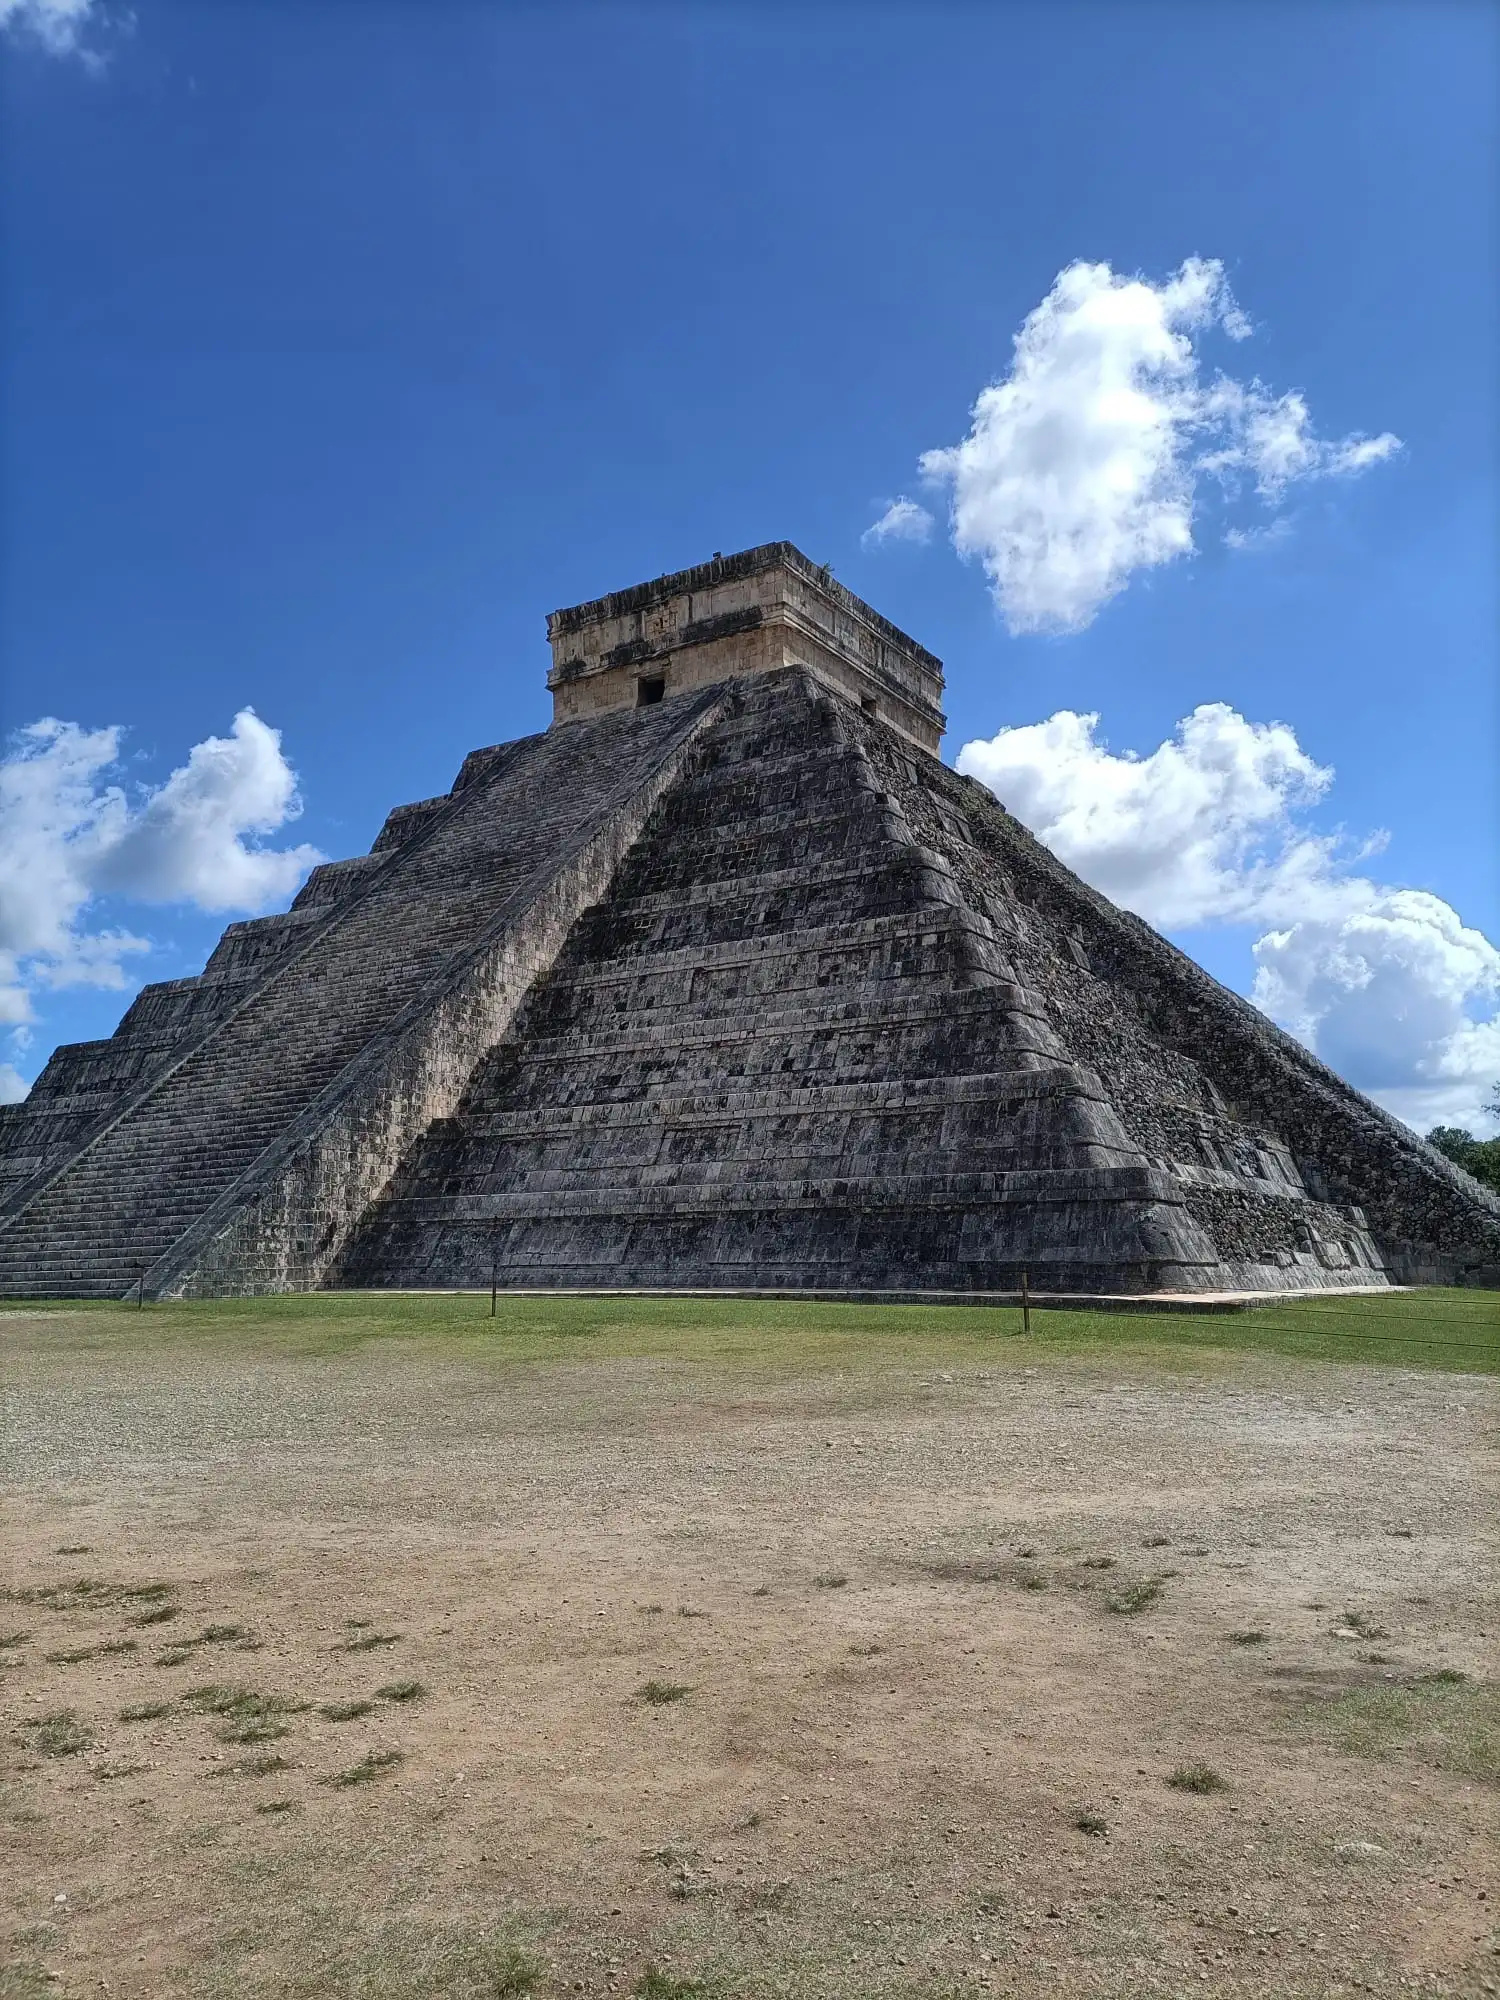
[1,0,1496,1130]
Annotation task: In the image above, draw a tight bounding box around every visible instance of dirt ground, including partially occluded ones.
[2,1301,1497,2000]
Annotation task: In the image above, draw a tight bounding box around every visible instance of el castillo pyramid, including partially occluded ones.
[3,543,1497,1301]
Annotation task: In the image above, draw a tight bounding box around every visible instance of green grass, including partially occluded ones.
[634,1970,706,2000]
[482,1945,545,1997]
[27,1709,93,1757]
[1106,1574,1169,1615]
[375,1680,426,1703]
[145,1916,551,1994]
[180,1684,308,1743]
[44,1638,138,1664]
[1166,1762,1229,1794]
[206,1752,291,1780]
[638,1680,692,1706]
[326,1747,403,1787]
[3,1284,1495,1376]
[4,1577,173,1612]
[1295,1674,1498,1780]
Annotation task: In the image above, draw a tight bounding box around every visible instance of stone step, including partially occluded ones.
[386,1160,1186,1219]
[436,1142,1148,1195]
[593,850,946,927]
[480,1032,1067,1107]
[508,979,1051,1061]
[451,1063,1113,1137]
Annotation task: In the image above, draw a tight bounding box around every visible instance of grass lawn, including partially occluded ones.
[7,1282,1495,1376]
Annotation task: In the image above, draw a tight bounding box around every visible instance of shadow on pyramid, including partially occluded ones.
[3,546,1496,1300]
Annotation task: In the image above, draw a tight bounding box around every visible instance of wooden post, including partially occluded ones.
[489,1227,498,1319]
[137,1269,146,1312]
[1021,1268,1031,1337]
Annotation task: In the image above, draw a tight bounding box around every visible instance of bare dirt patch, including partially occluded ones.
[1,1302,1496,1998]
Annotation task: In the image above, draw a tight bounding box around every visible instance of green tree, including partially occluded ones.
[1427,1108,1500,1196]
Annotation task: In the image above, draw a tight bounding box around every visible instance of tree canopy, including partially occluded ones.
[1426,1098,1500,1195]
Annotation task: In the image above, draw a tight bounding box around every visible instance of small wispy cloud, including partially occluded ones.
[1198,381,1401,499]
[1,0,107,65]
[861,496,934,549]
[1223,517,1292,552]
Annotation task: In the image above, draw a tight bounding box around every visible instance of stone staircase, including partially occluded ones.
[0,691,724,1297]
[341,671,1387,1293]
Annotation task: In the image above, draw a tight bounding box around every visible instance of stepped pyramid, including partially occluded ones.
[3,543,1496,1300]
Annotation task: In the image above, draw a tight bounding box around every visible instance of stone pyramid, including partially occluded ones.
[2,544,1495,1299]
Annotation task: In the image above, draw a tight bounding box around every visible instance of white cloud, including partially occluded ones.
[0,710,323,1030]
[1254,894,1500,1135]
[1199,380,1401,500]
[1327,434,1403,477]
[0,1063,29,1104]
[1223,518,1291,552]
[958,705,1499,1132]
[0,0,103,61]
[92,710,321,911]
[957,702,1342,930]
[862,496,934,548]
[918,257,1401,635]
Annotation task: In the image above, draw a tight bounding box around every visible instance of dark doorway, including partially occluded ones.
[637,675,666,707]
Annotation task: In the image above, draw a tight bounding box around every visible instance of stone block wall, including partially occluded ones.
[547,543,946,754]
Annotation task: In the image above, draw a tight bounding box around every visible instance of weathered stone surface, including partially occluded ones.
[547,542,946,755]
[0,690,727,1297]
[2,546,1496,1299]
[340,669,1498,1295]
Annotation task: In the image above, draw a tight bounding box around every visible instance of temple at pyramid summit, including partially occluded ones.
[2,542,1497,1301]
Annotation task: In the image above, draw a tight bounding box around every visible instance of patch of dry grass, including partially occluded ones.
[1166,1762,1228,1794]
[1106,1574,1169,1615]
[638,1681,692,1706]
[375,1680,426,1703]
[26,1709,93,1757]
[326,1748,403,1787]
[181,1684,308,1744]
[1297,1674,1499,1780]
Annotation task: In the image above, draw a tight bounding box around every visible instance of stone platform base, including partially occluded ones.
[353,1283,1406,1316]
